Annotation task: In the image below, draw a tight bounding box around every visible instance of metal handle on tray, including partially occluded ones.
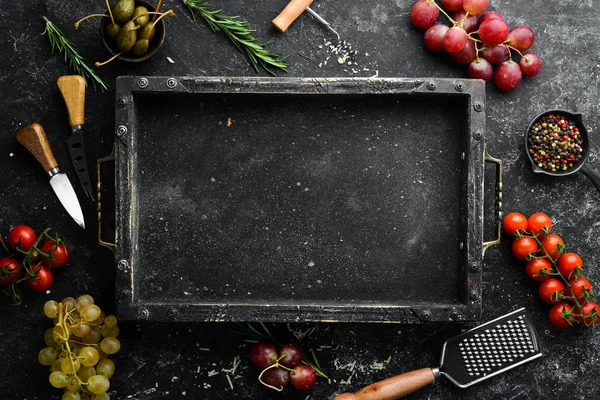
[482,148,502,258]
[97,147,116,251]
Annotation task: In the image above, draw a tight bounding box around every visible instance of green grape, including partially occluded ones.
[63,391,81,400]
[82,327,102,344]
[87,375,110,395]
[60,297,76,312]
[93,393,110,400]
[80,394,93,400]
[80,347,100,367]
[98,350,109,360]
[100,325,119,338]
[44,300,60,318]
[91,311,106,326]
[49,371,70,388]
[95,359,115,379]
[50,358,65,373]
[44,328,61,348]
[65,376,80,392]
[100,337,120,355]
[38,346,58,366]
[81,305,102,322]
[71,323,92,338]
[61,357,81,374]
[103,315,117,328]
[75,295,94,312]
[77,365,96,383]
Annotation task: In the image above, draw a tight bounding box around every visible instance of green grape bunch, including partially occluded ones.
[39,295,121,400]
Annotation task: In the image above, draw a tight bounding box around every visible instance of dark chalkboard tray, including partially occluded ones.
[108,76,499,323]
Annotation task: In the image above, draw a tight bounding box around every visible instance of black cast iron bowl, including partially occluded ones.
[525,109,600,192]
[101,0,166,63]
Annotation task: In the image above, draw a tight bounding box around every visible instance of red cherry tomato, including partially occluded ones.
[557,253,582,280]
[548,303,575,329]
[527,213,552,237]
[502,212,528,236]
[580,301,600,326]
[40,241,70,268]
[512,237,539,260]
[542,234,564,260]
[525,258,553,281]
[0,257,22,285]
[7,225,37,251]
[566,277,593,305]
[25,264,53,292]
[538,278,564,304]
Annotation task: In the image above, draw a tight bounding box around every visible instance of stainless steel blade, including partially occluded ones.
[66,125,94,200]
[50,173,85,229]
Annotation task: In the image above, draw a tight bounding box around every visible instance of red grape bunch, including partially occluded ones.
[410,0,542,92]
[250,342,323,391]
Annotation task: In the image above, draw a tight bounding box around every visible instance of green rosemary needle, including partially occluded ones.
[183,0,288,75]
[42,16,109,92]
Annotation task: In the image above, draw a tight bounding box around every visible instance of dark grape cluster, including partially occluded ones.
[250,342,318,391]
[411,0,542,91]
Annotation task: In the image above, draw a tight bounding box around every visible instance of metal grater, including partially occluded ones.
[436,308,542,388]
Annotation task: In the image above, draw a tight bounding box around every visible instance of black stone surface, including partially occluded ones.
[1,0,599,399]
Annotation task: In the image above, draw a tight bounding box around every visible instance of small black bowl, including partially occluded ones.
[525,109,600,192]
[101,0,166,63]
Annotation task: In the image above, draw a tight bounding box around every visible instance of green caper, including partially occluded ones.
[111,0,135,24]
[132,39,149,56]
[131,6,149,27]
[138,23,156,42]
[116,20,138,52]
[105,22,121,41]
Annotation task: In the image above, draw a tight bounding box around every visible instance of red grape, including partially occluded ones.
[518,52,542,76]
[278,344,303,368]
[441,0,463,12]
[462,0,489,15]
[480,45,508,64]
[495,61,522,91]
[451,38,476,64]
[453,10,477,33]
[250,342,278,369]
[290,365,317,390]
[507,26,535,50]
[424,24,450,51]
[411,0,440,29]
[468,58,493,80]
[262,367,289,389]
[443,26,468,53]
[479,18,509,45]
[477,11,504,27]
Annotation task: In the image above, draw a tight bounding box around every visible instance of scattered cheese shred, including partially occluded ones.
[167,56,175,64]
[208,370,219,377]
[226,374,234,390]
[198,347,210,352]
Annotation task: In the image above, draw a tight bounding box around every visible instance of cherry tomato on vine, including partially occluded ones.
[548,302,575,329]
[567,277,593,305]
[0,257,21,285]
[580,301,600,327]
[7,225,37,251]
[512,237,538,260]
[503,212,528,236]
[525,258,553,281]
[527,213,552,237]
[40,241,70,268]
[25,264,53,292]
[557,253,583,280]
[542,234,564,260]
[538,278,564,304]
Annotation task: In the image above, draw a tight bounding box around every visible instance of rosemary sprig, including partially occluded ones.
[183,0,288,75]
[42,16,109,92]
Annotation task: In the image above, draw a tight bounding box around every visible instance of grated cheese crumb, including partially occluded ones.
[167,56,174,64]
[208,370,219,377]
[226,374,234,390]
[198,348,210,352]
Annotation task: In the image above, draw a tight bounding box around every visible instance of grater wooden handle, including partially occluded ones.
[272,0,314,32]
[333,368,435,400]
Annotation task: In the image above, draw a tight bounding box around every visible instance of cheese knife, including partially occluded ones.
[16,123,86,229]
[57,75,94,200]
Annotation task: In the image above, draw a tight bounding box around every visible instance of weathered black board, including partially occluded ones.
[1,0,600,399]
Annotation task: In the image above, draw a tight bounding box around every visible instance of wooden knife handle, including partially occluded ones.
[16,123,58,173]
[333,368,435,400]
[57,75,86,126]
[272,0,314,32]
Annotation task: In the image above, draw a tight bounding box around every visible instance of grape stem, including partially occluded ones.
[58,304,87,389]
[505,44,525,58]
[427,0,457,25]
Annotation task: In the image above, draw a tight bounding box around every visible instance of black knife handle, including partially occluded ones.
[67,125,94,200]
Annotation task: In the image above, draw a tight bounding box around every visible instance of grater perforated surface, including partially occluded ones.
[440,308,542,388]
